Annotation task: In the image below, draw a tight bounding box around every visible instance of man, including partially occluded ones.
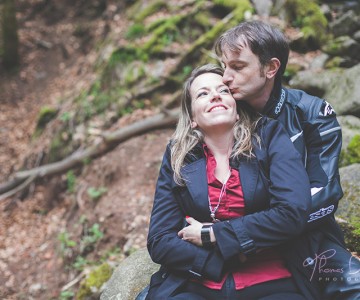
[215,20,360,299]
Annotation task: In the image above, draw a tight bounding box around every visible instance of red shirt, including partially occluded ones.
[200,145,291,290]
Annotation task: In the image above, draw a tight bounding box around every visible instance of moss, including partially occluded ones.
[340,135,360,166]
[325,56,343,69]
[173,0,252,74]
[338,221,360,253]
[283,63,303,83]
[285,0,328,49]
[143,15,182,54]
[125,23,146,40]
[322,36,352,57]
[347,135,360,164]
[108,46,148,65]
[76,263,113,300]
[36,106,58,130]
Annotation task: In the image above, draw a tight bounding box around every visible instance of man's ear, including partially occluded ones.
[266,58,280,79]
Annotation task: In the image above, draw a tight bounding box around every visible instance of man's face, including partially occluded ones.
[221,44,269,105]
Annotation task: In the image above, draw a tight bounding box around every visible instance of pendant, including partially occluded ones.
[210,213,220,223]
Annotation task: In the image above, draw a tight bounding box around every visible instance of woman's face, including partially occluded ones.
[190,72,238,132]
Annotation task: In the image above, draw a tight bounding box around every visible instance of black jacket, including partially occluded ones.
[146,118,311,299]
[263,87,343,225]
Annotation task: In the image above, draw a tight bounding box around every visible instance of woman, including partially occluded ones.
[146,64,311,299]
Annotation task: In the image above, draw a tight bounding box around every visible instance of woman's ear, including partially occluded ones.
[190,121,197,128]
[236,114,240,121]
[266,58,280,79]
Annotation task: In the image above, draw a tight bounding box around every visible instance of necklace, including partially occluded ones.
[208,169,231,223]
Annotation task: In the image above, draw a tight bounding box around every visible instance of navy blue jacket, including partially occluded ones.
[263,88,343,224]
[146,117,311,299]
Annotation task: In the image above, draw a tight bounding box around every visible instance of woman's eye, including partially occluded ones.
[220,88,230,94]
[197,91,208,98]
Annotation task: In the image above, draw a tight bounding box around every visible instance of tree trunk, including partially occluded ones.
[2,0,19,70]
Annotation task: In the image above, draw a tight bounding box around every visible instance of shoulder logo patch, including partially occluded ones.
[320,101,336,117]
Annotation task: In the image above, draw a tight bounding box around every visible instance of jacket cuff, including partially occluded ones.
[212,221,256,260]
[188,247,224,281]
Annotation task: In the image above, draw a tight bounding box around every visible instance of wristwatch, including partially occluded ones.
[201,225,213,249]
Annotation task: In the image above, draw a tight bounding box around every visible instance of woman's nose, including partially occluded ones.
[210,90,221,102]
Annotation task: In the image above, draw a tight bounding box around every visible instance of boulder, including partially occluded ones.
[337,115,360,149]
[100,248,159,300]
[289,64,360,117]
[336,164,360,253]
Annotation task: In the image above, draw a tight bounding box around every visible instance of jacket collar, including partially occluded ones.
[262,86,288,119]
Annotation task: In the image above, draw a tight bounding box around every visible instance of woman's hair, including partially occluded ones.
[171,64,261,185]
[214,21,289,92]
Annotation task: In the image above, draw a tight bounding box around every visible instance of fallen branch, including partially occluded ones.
[0,108,179,200]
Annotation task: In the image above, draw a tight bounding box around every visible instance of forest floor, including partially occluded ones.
[0,2,170,299]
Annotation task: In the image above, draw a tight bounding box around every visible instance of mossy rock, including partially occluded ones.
[336,164,360,253]
[285,0,328,50]
[48,129,75,163]
[340,135,360,167]
[76,263,113,300]
[337,219,360,254]
[283,63,303,83]
[36,106,58,130]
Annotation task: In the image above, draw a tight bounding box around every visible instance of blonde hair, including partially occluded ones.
[171,64,261,185]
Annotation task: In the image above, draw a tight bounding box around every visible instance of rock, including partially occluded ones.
[336,164,360,253]
[338,115,360,149]
[322,36,360,61]
[309,53,329,70]
[100,248,159,300]
[329,10,360,37]
[252,0,273,17]
[289,64,360,117]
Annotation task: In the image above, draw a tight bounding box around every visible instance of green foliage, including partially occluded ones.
[80,223,104,253]
[72,255,90,271]
[125,23,146,40]
[87,186,107,201]
[60,112,71,122]
[58,230,77,256]
[59,290,75,300]
[66,170,76,193]
[109,46,148,65]
[76,263,113,300]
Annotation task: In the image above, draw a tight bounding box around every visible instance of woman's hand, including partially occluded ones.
[178,217,203,246]
[178,217,215,247]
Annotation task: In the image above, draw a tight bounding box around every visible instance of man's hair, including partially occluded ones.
[170,64,260,185]
[215,20,289,87]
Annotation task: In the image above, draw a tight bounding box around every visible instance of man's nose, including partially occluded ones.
[223,69,232,85]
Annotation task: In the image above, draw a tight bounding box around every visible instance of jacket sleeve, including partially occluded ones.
[147,144,225,281]
[212,119,311,259]
[300,98,343,223]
